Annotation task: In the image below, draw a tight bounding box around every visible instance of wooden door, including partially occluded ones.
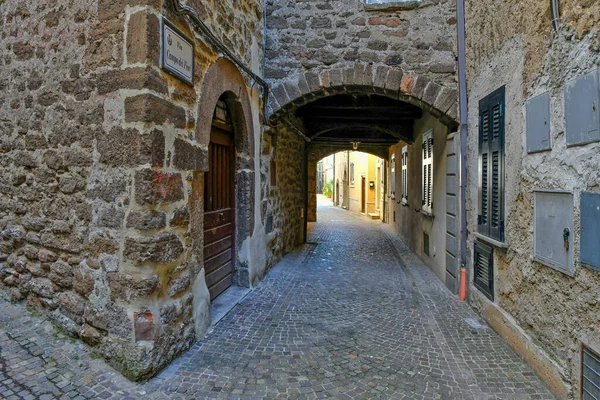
[361,176,366,213]
[204,126,235,301]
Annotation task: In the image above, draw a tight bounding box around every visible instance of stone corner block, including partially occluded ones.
[126,11,160,67]
[124,94,186,129]
[97,67,167,95]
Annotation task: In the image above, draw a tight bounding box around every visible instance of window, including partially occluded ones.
[474,240,494,300]
[401,146,408,203]
[478,86,505,242]
[350,162,355,186]
[421,130,433,213]
[583,345,600,400]
[390,154,396,199]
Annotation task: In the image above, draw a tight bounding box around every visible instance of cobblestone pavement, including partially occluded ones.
[0,201,555,399]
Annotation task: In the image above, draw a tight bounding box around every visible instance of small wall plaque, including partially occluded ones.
[161,17,194,85]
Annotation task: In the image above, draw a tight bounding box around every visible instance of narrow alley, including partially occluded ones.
[0,197,554,399]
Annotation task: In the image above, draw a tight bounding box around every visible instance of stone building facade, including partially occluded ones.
[464,0,600,398]
[0,0,306,379]
[2,0,595,394]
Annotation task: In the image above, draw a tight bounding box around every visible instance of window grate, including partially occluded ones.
[474,240,494,300]
[583,346,600,400]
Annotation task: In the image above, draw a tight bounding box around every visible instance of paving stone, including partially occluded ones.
[0,201,555,399]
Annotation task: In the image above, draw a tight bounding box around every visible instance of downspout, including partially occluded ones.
[346,150,350,209]
[333,153,336,205]
[170,0,272,125]
[457,0,469,299]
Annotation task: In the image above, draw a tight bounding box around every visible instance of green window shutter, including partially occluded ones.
[478,86,505,242]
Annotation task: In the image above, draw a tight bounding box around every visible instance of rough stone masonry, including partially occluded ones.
[0,0,293,380]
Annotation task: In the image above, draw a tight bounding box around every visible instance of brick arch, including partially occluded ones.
[268,63,458,128]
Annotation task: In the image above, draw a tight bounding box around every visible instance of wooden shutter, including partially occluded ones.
[422,130,433,213]
[474,240,494,300]
[478,87,505,241]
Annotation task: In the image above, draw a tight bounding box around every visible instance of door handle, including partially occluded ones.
[563,228,570,251]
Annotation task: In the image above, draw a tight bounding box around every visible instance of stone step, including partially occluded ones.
[368,212,380,220]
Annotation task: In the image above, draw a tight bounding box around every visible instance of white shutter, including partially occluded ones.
[390,154,396,199]
[401,146,408,202]
[421,130,433,213]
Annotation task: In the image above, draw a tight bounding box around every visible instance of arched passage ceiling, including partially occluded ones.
[296,94,422,148]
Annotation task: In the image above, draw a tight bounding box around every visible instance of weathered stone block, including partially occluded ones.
[434,87,458,114]
[108,272,160,300]
[49,261,74,288]
[97,67,167,95]
[271,85,290,109]
[173,138,208,171]
[134,169,184,205]
[423,82,442,107]
[124,94,186,128]
[126,11,160,66]
[97,205,126,229]
[400,73,415,94]
[58,291,85,324]
[98,127,164,167]
[124,234,184,263]
[373,65,390,90]
[27,277,55,298]
[170,207,190,227]
[283,81,302,103]
[411,75,430,99]
[58,174,86,194]
[73,269,95,297]
[126,210,166,230]
[303,72,320,93]
[167,273,190,297]
[311,17,331,28]
[385,68,403,93]
[80,324,103,346]
[38,249,58,263]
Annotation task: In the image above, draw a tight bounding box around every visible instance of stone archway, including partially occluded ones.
[193,58,256,293]
[268,63,459,128]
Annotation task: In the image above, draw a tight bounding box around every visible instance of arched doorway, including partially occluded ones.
[204,99,236,300]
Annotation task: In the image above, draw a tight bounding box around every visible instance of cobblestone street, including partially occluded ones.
[0,200,554,399]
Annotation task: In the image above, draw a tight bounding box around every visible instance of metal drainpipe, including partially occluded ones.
[457,0,469,298]
[346,150,350,209]
[170,0,272,125]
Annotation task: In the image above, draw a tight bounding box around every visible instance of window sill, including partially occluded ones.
[473,232,508,249]
[400,200,409,207]
[364,0,421,11]
[420,209,434,219]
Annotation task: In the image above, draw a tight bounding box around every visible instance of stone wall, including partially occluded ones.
[261,125,306,270]
[0,0,267,380]
[265,0,458,89]
[465,1,600,397]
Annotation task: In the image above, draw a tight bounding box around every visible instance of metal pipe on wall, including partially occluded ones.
[457,0,469,298]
